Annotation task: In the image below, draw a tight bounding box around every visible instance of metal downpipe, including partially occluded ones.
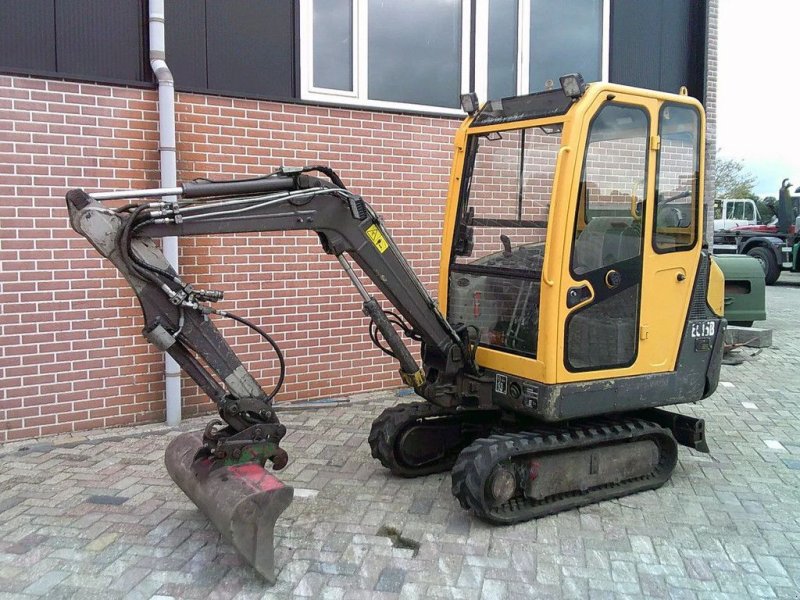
[149,0,181,426]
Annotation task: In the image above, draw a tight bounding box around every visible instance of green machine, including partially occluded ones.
[714,255,767,327]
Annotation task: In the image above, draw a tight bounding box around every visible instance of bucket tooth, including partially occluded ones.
[164,431,294,584]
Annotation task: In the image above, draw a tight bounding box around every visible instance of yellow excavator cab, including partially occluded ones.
[440,82,716,418]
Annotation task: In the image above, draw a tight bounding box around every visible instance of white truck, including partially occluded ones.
[713,198,762,231]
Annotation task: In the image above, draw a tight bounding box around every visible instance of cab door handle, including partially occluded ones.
[566,284,591,308]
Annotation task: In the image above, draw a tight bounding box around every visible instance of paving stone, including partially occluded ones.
[408,496,434,516]
[293,571,327,597]
[86,495,129,506]
[21,570,69,595]
[754,555,788,578]
[456,564,483,589]
[611,560,639,583]
[397,582,427,600]
[374,566,405,593]
[5,534,48,555]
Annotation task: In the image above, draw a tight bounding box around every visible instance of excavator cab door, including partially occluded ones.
[563,98,651,372]
[560,91,704,379]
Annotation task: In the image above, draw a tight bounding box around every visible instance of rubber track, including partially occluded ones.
[451,418,678,525]
[368,402,459,477]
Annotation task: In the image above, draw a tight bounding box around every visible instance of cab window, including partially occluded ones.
[653,104,700,252]
[572,104,649,276]
[448,124,563,358]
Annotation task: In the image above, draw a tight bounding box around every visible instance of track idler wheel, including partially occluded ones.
[165,431,294,584]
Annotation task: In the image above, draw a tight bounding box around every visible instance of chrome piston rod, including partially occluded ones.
[90,187,184,201]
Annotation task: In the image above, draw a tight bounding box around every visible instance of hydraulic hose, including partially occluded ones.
[211,309,286,402]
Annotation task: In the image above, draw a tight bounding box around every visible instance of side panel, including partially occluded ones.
[206,0,295,98]
[0,0,56,73]
[610,0,706,101]
[165,0,208,90]
[610,0,661,91]
[0,0,147,83]
[55,0,146,82]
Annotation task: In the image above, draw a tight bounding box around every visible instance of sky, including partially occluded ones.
[716,0,800,197]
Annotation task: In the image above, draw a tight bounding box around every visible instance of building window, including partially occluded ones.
[476,0,609,102]
[312,0,354,92]
[486,0,519,100]
[302,0,609,112]
[368,0,463,108]
[300,0,470,113]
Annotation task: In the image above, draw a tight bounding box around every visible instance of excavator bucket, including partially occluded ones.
[164,431,294,583]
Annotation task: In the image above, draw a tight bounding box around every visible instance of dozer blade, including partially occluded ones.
[165,431,294,584]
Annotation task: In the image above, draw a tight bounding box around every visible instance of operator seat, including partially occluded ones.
[573,216,635,273]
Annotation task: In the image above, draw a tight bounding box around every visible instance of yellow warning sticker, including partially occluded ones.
[365,224,389,254]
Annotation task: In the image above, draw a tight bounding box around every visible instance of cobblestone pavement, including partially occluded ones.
[1,274,799,600]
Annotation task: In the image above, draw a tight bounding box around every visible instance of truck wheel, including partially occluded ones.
[746,246,780,285]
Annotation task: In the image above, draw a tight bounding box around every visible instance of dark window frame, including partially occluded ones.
[651,101,701,255]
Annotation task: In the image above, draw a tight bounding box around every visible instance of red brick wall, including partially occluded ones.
[0,74,459,441]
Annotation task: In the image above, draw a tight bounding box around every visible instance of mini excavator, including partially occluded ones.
[66,76,725,582]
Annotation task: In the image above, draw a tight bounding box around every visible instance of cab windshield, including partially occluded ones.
[447,123,563,358]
